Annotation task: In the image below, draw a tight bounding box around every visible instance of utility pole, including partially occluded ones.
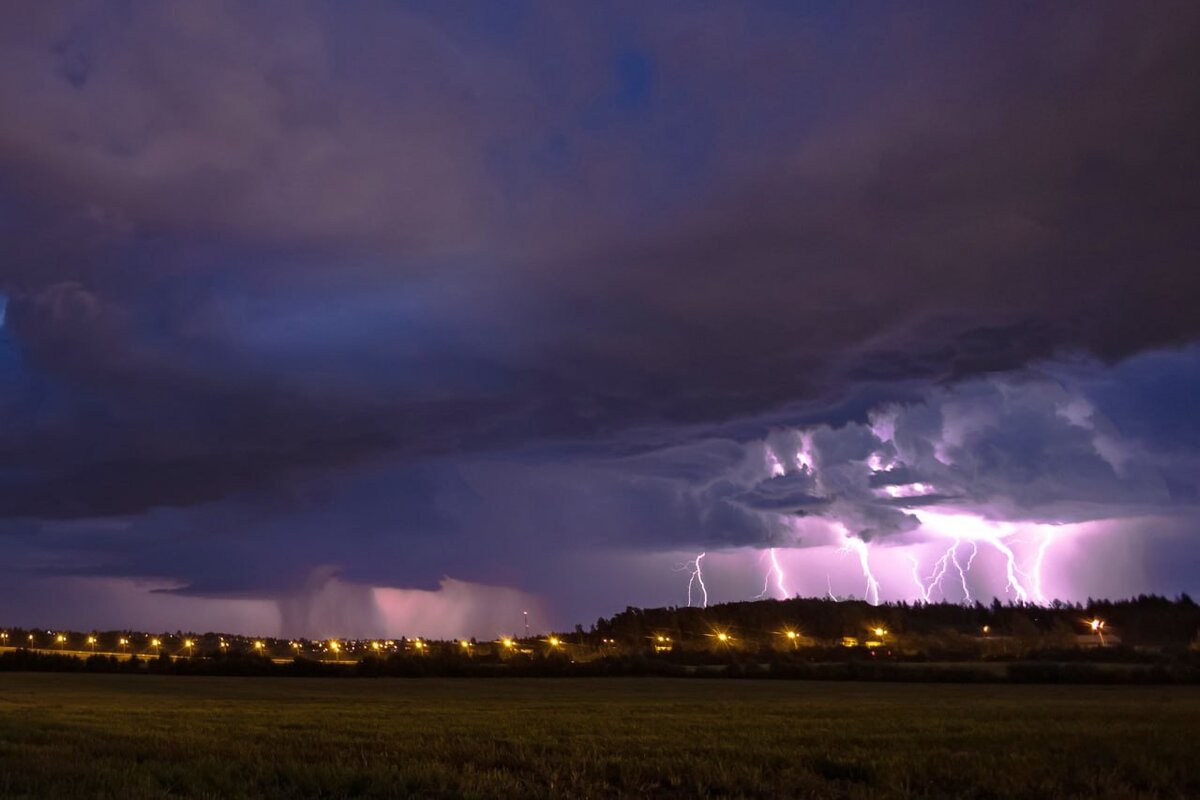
[523,610,529,639]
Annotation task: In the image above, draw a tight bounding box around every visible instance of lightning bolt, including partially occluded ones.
[982,536,1031,603]
[915,511,1055,606]
[906,554,932,603]
[770,548,788,598]
[686,552,708,608]
[955,537,974,599]
[839,536,880,605]
[755,547,790,599]
[926,541,957,599]
[909,540,977,604]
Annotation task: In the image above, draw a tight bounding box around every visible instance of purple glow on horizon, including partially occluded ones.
[667,513,1142,609]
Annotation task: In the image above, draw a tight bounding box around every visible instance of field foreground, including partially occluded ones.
[0,675,1197,799]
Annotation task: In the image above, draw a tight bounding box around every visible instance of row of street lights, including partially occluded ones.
[0,619,1112,658]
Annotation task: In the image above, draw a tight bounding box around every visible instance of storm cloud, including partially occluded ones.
[0,3,1197,633]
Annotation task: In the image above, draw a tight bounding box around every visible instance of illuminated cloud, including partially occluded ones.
[277,567,542,640]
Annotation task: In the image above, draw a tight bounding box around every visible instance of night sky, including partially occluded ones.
[1,3,1198,639]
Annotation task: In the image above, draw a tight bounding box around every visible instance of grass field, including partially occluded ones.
[0,674,1196,798]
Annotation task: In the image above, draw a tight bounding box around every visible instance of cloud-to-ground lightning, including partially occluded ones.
[686,552,708,608]
[986,535,1032,602]
[925,540,957,599]
[755,547,790,600]
[839,536,880,605]
[770,548,789,598]
[906,554,932,603]
[958,541,979,601]
[909,538,978,604]
[917,512,1045,604]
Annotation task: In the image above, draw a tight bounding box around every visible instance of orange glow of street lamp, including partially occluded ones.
[717,632,729,643]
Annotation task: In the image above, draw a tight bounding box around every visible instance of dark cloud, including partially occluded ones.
[731,472,824,514]
[0,3,1196,627]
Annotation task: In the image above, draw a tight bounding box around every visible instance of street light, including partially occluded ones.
[87,636,97,652]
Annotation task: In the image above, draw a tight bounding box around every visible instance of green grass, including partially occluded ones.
[0,675,1196,798]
